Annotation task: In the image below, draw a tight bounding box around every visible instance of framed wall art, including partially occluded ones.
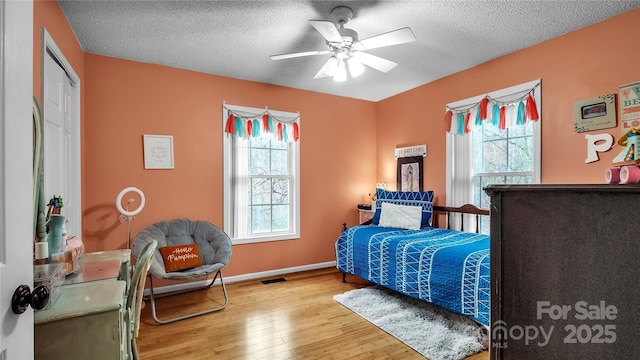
[143,134,174,169]
[396,156,423,192]
[573,94,616,133]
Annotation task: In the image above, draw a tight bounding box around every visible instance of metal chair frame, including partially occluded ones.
[146,269,229,324]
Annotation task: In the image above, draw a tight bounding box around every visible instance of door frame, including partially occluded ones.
[41,28,82,238]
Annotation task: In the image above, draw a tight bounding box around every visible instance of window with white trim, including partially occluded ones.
[446,80,541,233]
[223,104,300,244]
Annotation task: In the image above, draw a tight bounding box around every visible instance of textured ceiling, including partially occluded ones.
[59,0,640,102]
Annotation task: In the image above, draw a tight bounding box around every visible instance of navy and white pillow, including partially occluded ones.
[372,188,435,228]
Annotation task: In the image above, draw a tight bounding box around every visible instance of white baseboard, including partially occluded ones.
[144,261,337,296]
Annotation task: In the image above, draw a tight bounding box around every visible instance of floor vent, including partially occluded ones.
[261,277,286,284]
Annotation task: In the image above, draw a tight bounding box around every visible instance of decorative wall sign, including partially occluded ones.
[573,94,616,133]
[395,144,427,159]
[620,81,640,133]
[584,133,613,163]
[143,135,174,169]
[396,156,423,192]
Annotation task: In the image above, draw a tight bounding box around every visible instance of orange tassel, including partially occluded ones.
[293,122,299,141]
[247,119,252,136]
[277,123,283,141]
[262,114,270,132]
[526,94,539,121]
[444,110,453,132]
[464,112,471,133]
[499,106,506,130]
[479,97,489,120]
[224,114,235,134]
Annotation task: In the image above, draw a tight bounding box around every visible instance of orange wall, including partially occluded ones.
[82,55,377,276]
[376,8,640,203]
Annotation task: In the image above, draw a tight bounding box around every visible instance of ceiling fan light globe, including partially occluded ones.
[321,56,339,76]
[333,65,347,82]
[348,58,365,78]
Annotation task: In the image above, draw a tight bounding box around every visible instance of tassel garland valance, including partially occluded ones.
[224,105,300,142]
[445,84,539,135]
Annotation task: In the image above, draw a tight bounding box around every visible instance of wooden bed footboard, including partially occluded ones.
[431,204,490,234]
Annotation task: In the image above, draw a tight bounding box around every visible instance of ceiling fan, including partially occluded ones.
[270,6,416,82]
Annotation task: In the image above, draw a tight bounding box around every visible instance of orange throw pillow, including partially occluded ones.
[159,245,202,272]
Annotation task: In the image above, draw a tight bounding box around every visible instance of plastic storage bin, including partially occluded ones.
[33,263,65,310]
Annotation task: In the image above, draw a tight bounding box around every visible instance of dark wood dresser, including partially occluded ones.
[486,184,640,360]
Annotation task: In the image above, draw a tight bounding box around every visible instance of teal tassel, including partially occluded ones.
[475,106,482,126]
[517,101,525,125]
[253,119,260,137]
[457,113,465,134]
[283,126,288,142]
[268,115,274,133]
[492,105,500,127]
[235,117,244,137]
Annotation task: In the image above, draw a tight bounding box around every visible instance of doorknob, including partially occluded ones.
[11,284,50,314]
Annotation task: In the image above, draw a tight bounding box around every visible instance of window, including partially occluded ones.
[446,80,541,232]
[223,105,300,244]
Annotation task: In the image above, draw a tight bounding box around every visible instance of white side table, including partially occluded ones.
[358,208,375,224]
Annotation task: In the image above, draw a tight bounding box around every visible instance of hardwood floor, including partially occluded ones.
[137,268,489,360]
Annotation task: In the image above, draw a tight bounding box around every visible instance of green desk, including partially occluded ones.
[35,249,132,360]
[34,280,127,360]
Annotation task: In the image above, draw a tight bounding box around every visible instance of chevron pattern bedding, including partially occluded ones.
[335,225,490,325]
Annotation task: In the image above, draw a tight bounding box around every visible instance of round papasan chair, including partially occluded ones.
[132,218,232,324]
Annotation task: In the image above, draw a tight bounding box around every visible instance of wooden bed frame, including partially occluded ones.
[341,203,490,283]
[431,204,489,233]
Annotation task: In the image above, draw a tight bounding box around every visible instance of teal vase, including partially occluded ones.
[47,214,66,255]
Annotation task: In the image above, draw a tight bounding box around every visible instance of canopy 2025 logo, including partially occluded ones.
[492,300,617,349]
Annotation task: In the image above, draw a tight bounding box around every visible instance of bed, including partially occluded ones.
[335,189,490,326]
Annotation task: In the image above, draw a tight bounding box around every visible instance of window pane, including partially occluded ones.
[272,205,289,231]
[250,205,271,234]
[473,175,505,209]
[249,148,270,175]
[508,122,532,137]
[271,139,287,150]
[506,175,532,184]
[250,136,270,149]
[250,178,272,205]
[507,137,533,172]
[272,178,289,204]
[247,177,291,234]
[271,149,288,175]
[482,124,504,141]
[482,140,507,172]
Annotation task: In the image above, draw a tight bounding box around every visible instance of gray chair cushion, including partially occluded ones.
[132,218,232,280]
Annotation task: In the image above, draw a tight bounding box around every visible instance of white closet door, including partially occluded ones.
[42,30,82,239]
[43,53,67,212]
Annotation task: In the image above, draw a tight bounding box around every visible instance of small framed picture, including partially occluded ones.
[397,156,423,192]
[143,134,174,169]
[573,94,616,133]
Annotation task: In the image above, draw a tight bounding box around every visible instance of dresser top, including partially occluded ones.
[485,183,640,195]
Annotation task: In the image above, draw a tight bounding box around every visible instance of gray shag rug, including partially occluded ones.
[334,286,488,360]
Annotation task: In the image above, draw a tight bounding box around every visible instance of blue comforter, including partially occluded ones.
[335,225,490,325]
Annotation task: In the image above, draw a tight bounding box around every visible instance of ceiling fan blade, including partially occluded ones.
[352,52,398,73]
[270,50,331,60]
[313,57,336,79]
[309,20,343,43]
[356,27,416,50]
